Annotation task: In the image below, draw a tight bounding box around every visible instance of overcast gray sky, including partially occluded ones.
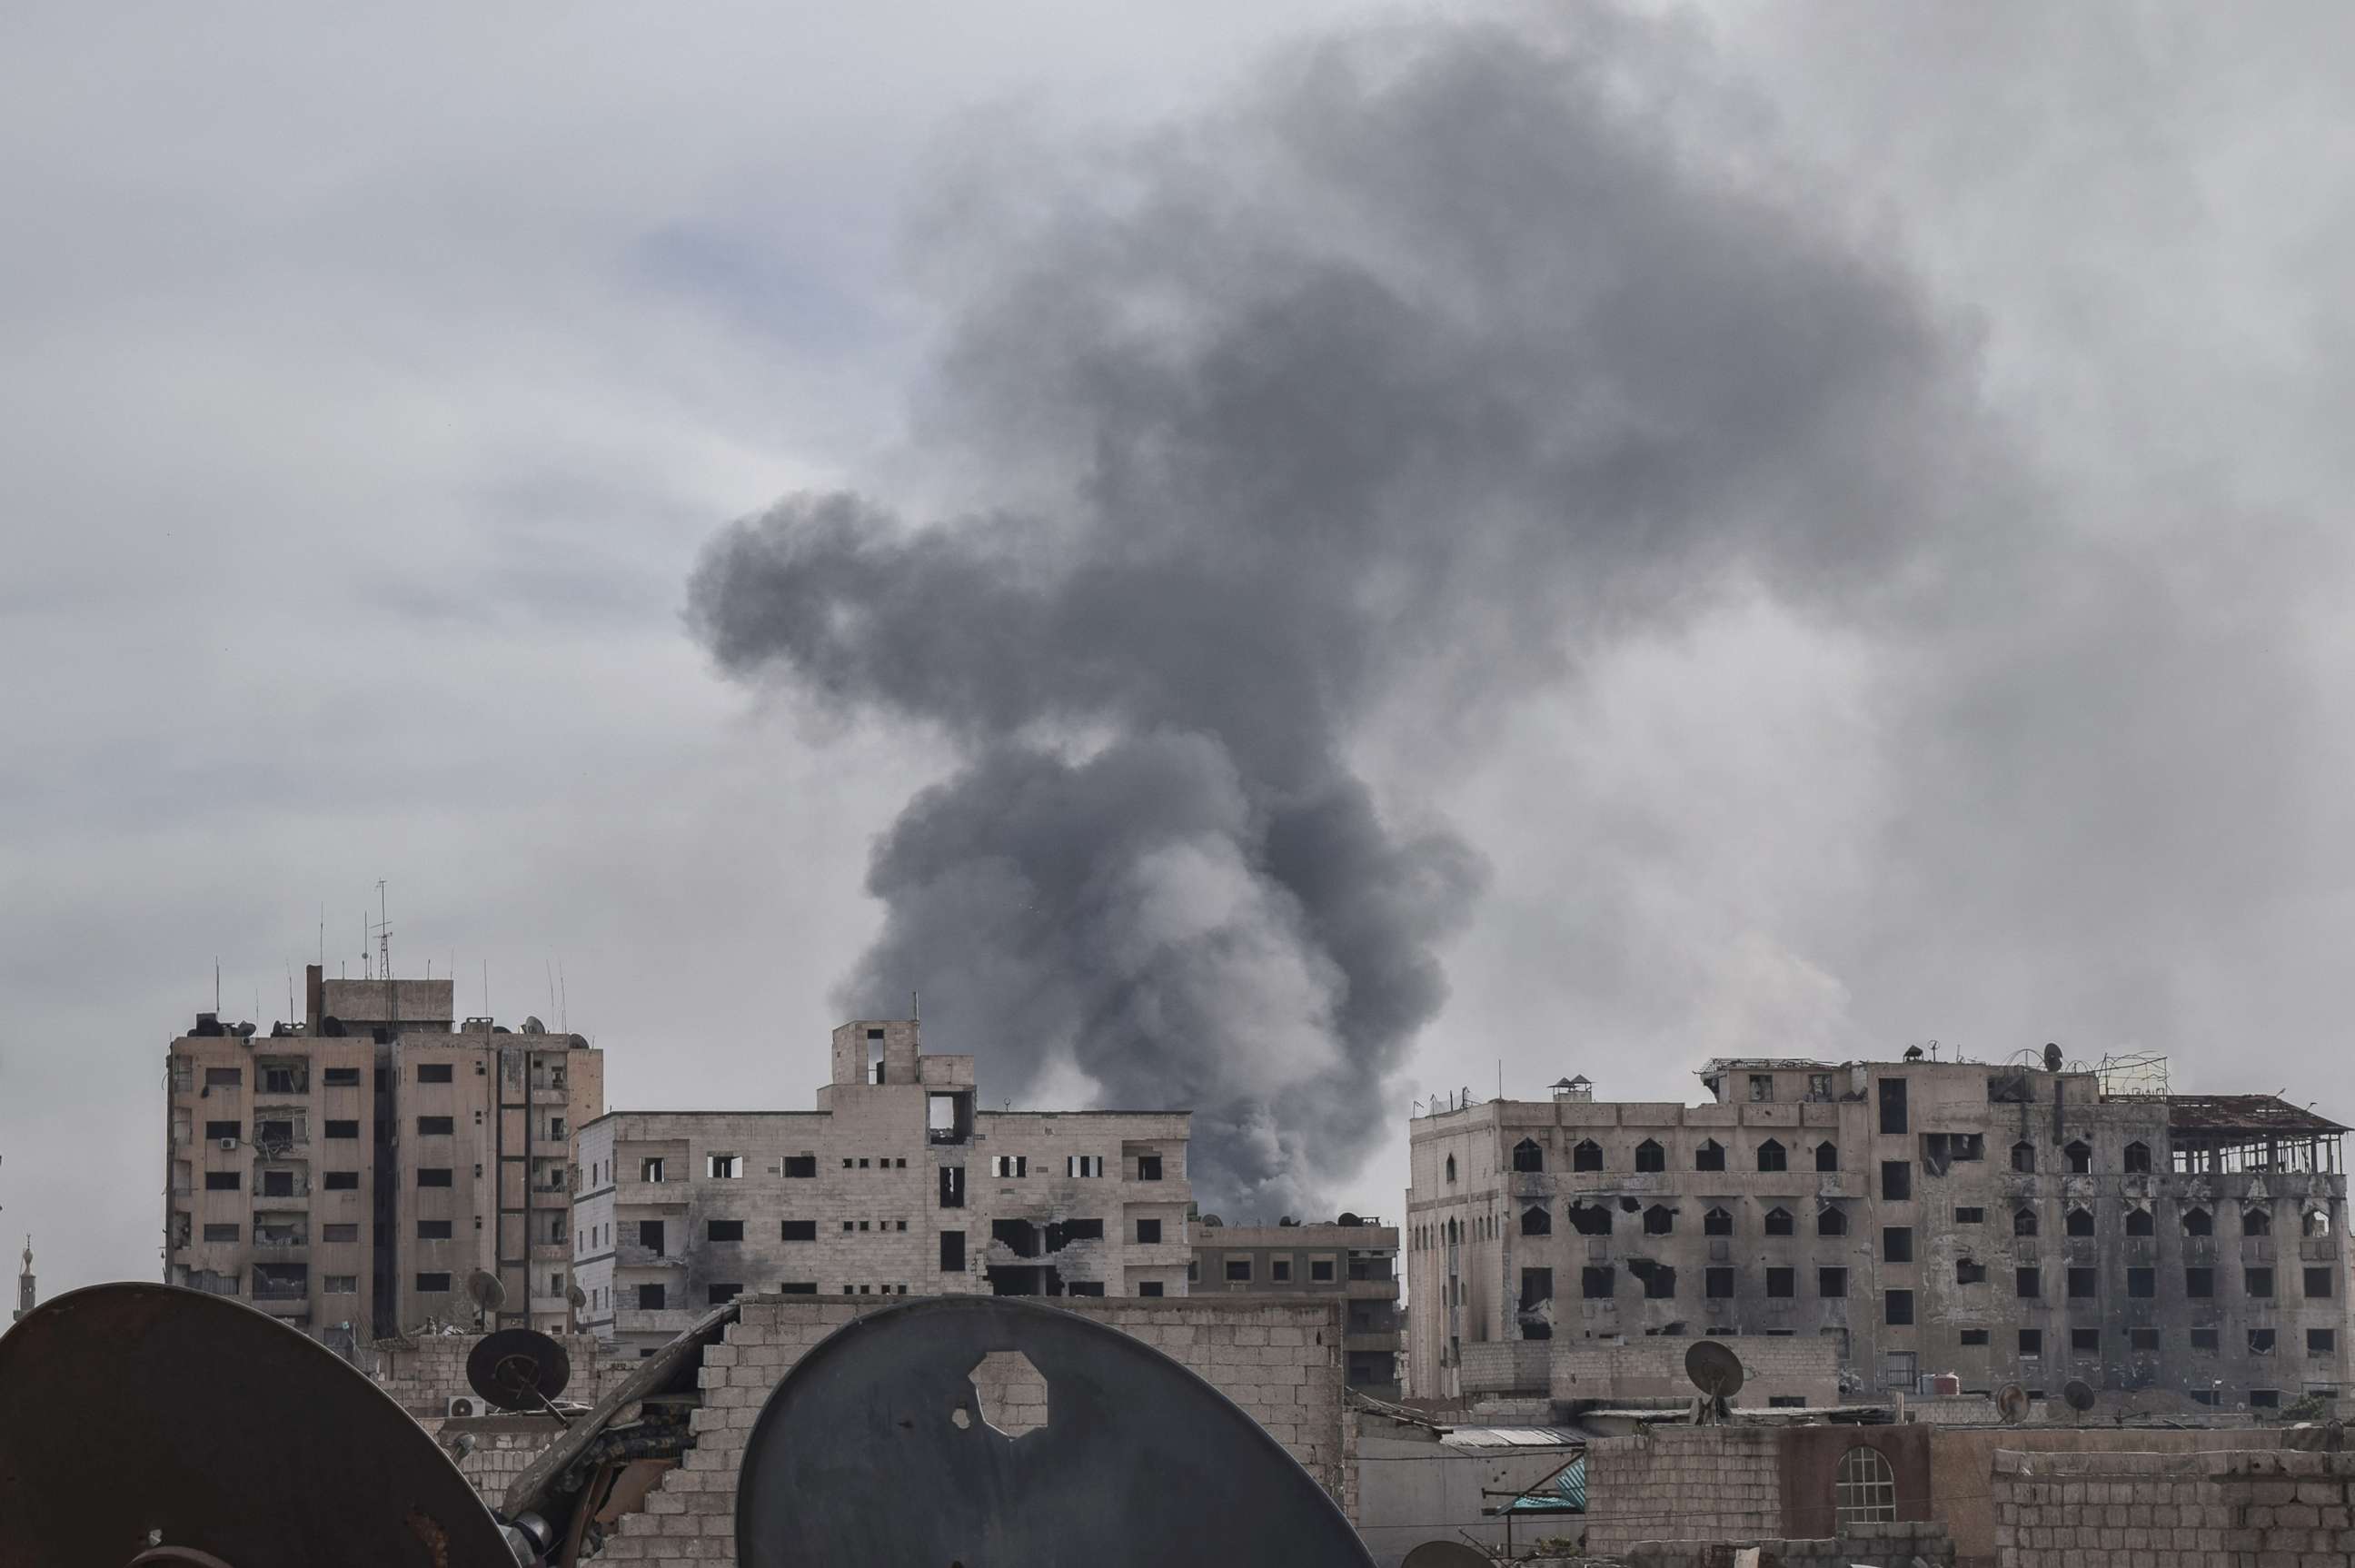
[5,3,2352,1295]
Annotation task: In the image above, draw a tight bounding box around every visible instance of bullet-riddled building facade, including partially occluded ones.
[1406,1052,2350,1415]
[572,1019,1193,1355]
[164,966,603,1347]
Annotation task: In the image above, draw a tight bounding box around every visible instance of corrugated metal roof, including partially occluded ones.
[1440,1426,1584,1449]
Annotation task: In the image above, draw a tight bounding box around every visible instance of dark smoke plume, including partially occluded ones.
[689,11,2001,1214]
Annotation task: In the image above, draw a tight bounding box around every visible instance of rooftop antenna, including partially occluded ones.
[213,959,220,1015]
[912,987,919,1021]
[482,959,490,1019]
[558,960,567,1035]
[373,880,392,989]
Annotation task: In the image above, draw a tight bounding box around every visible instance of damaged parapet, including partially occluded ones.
[572,1019,1194,1355]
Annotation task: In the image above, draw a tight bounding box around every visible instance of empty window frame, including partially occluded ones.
[1704,1206,1734,1236]
[1756,1139,1787,1173]
[416,1063,453,1084]
[1880,1161,1912,1201]
[1763,1206,1794,1237]
[1136,1218,1163,1245]
[707,1219,744,1242]
[991,1156,1028,1178]
[1634,1139,1665,1173]
[1883,1227,1913,1264]
[1694,1139,1725,1172]
[1512,1138,1544,1173]
[1833,1445,1897,1527]
[1814,1141,1839,1173]
[708,1154,742,1179]
[1067,1154,1105,1177]
[1572,1140,1603,1172]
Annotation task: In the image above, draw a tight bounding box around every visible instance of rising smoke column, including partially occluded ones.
[689,11,2001,1215]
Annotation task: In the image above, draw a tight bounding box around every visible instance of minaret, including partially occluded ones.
[13,1237,31,1323]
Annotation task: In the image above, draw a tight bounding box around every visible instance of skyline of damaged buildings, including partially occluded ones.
[163,965,602,1346]
[1406,1048,2351,1415]
[571,1017,1195,1355]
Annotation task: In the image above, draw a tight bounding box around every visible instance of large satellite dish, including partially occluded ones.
[1402,1543,1493,1568]
[0,1283,512,1567]
[467,1326,573,1414]
[1685,1339,1746,1404]
[1997,1383,2032,1424]
[736,1295,1374,1567]
[2062,1379,2096,1420]
[466,1268,506,1315]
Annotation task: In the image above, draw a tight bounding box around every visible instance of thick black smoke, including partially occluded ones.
[689,11,2002,1214]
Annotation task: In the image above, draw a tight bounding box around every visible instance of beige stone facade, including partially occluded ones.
[1406,1055,2350,1414]
[1192,1221,1401,1394]
[571,1019,1191,1355]
[164,965,603,1344]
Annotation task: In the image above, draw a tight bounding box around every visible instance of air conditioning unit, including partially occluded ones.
[446,1395,481,1419]
[218,1137,240,1151]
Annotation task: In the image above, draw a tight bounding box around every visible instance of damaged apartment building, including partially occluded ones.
[571,1019,1192,1355]
[1405,1048,2351,1416]
[163,966,604,1348]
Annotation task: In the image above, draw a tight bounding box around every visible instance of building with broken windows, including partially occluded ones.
[163,965,604,1348]
[1403,1051,2350,1417]
[1191,1219,1402,1394]
[571,1019,1192,1355]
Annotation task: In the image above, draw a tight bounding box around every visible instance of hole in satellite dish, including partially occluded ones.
[968,1349,1049,1438]
[950,1405,971,1429]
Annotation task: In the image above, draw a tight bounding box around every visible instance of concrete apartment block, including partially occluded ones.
[1405,1054,2351,1414]
[590,1294,1351,1566]
[571,1019,1191,1355]
[1192,1220,1402,1394]
[163,964,603,1345]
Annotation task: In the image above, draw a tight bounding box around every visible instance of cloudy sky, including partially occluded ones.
[5,3,2352,1297]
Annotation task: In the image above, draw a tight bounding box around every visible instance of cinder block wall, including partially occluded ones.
[1991,1446,2355,1567]
[1551,1335,1840,1407]
[365,1330,623,1419]
[594,1295,1352,1566]
[1609,1521,1955,1567]
[1583,1427,1784,1554]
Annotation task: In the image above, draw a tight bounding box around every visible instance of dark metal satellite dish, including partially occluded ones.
[467,1326,573,1414]
[0,1282,510,1568]
[736,1295,1374,1568]
[1402,1543,1493,1568]
[2062,1379,2097,1416]
[1686,1339,1746,1402]
[1997,1383,2032,1424]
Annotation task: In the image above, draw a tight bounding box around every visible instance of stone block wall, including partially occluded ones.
[593,1294,1351,1566]
[1459,1338,1550,1394]
[1584,1427,1784,1555]
[1609,1521,1956,1566]
[1991,1446,2355,1566]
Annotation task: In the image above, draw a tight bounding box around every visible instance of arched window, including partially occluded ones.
[1447,1217,1459,1244]
[1566,1202,1613,1237]
[2066,1207,2095,1237]
[1512,1138,1544,1173]
[1817,1205,1849,1237]
[2122,1141,2151,1174]
[1644,1205,1675,1236]
[1761,1206,1792,1236]
[2242,1207,2271,1236]
[1445,1155,1456,1184]
[1814,1140,1839,1172]
[1833,1444,1897,1528]
[2011,1141,2036,1173]
[1756,1139,1787,1173]
[2014,1207,2038,1237]
[2124,1208,2153,1236]
[2305,1209,2333,1238]
[1635,1139,1666,1173]
[1520,1205,1552,1237]
[1695,1138,1725,1172]
[2182,1207,2211,1236]
[1704,1206,1734,1236]
[2065,1140,2092,1175]
[1572,1140,1604,1173]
